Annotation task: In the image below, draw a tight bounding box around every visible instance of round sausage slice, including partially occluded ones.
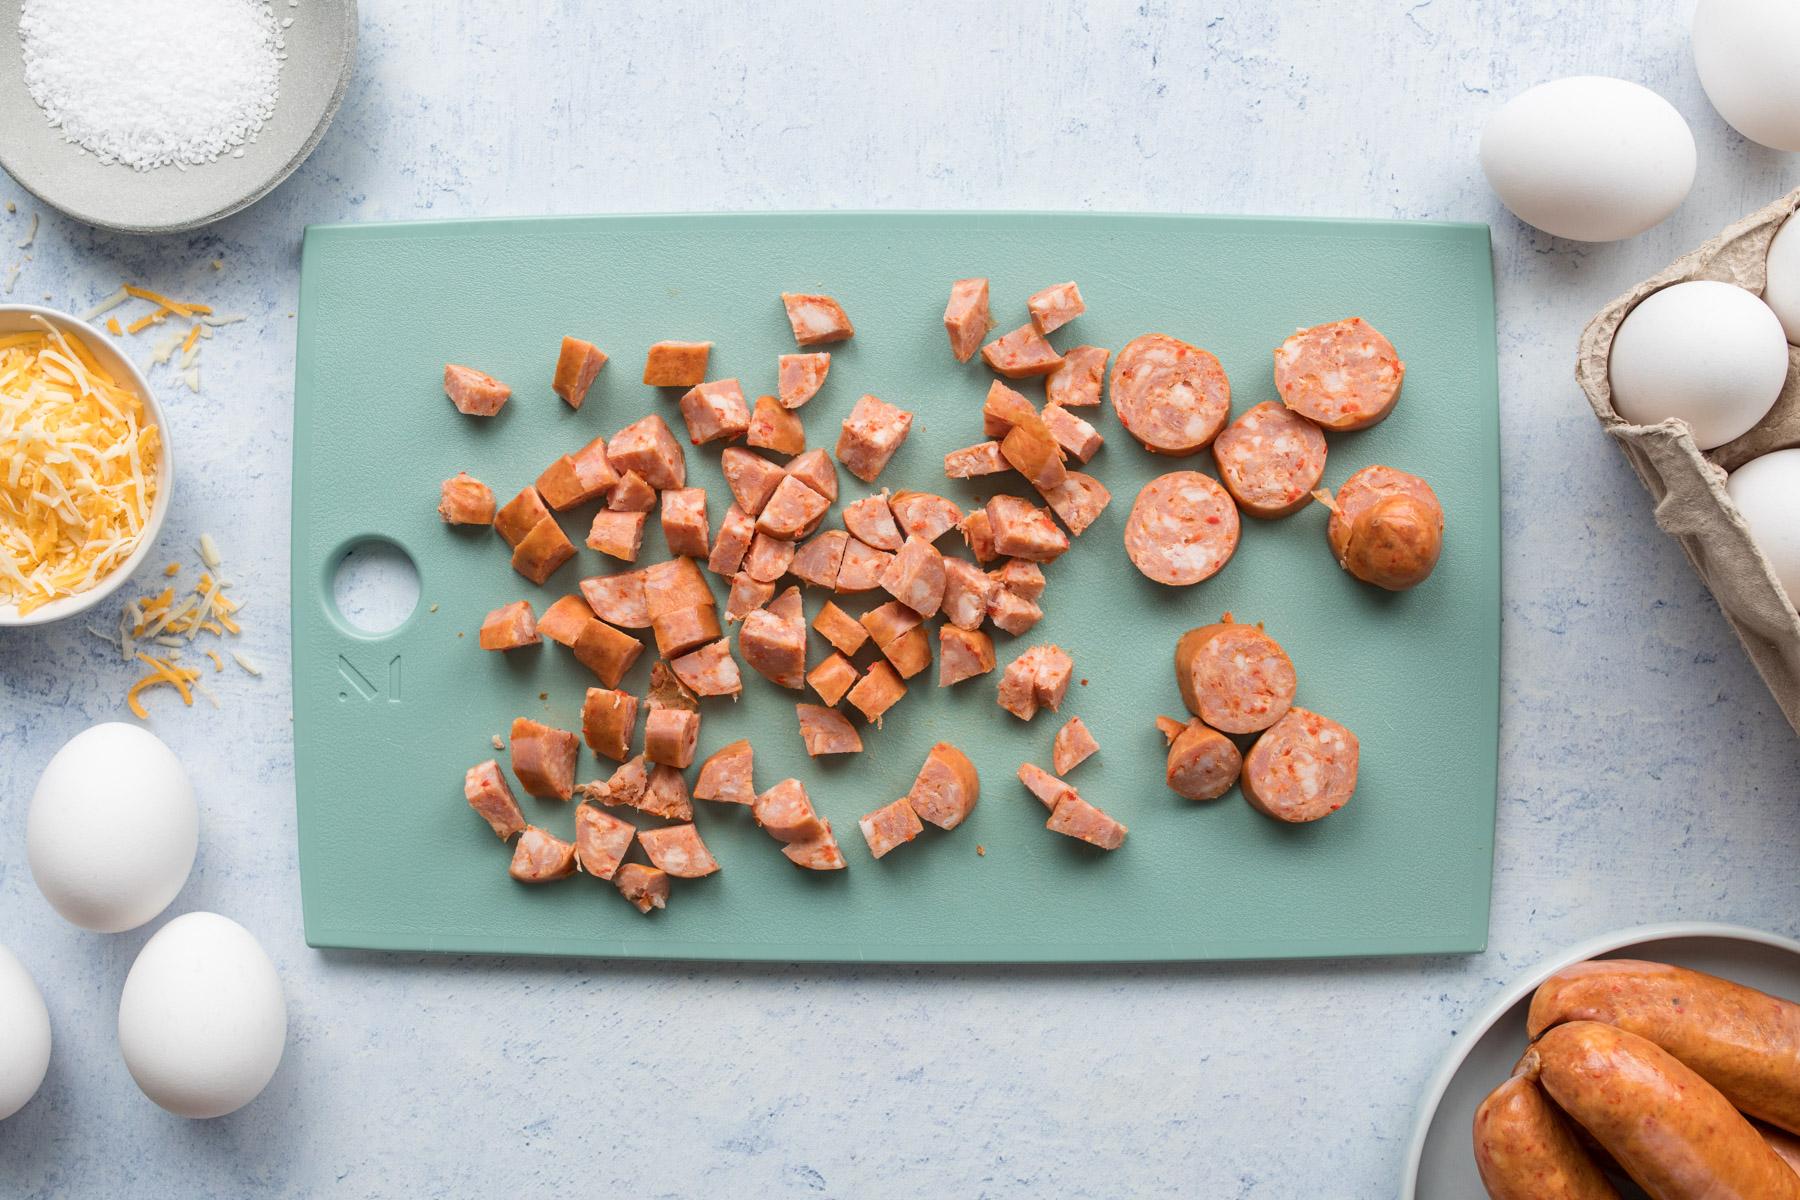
[1174,620,1296,734]
[1241,708,1359,823]
[1212,401,1327,518]
[1322,464,1443,591]
[1273,317,1403,431]
[1109,334,1230,455]
[1160,717,1242,801]
[1123,471,1240,586]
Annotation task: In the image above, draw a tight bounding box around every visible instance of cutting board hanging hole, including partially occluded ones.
[330,538,419,636]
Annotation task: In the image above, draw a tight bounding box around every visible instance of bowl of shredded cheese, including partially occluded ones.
[0,304,171,625]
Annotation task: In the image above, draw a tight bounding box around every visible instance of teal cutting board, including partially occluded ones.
[292,212,1499,963]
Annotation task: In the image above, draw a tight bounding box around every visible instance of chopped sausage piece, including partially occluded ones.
[495,486,552,547]
[879,535,947,618]
[1052,717,1100,776]
[480,600,541,651]
[859,599,922,655]
[796,703,864,755]
[1110,334,1231,455]
[641,764,694,820]
[906,742,980,830]
[574,619,646,686]
[889,491,965,543]
[552,336,609,409]
[791,530,849,589]
[444,363,511,416]
[835,538,893,592]
[740,605,806,689]
[756,475,832,541]
[944,277,993,363]
[580,570,650,629]
[465,759,526,839]
[859,797,924,859]
[638,824,720,878]
[579,754,648,810]
[987,588,1043,637]
[782,821,848,870]
[643,557,714,619]
[644,707,701,769]
[1045,344,1109,408]
[983,380,1038,438]
[842,492,903,551]
[1019,762,1076,810]
[535,595,594,646]
[719,448,786,518]
[959,509,998,563]
[778,352,831,408]
[941,559,994,630]
[1043,471,1113,537]
[725,572,776,622]
[440,472,497,525]
[607,414,687,489]
[996,644,1072,720]
[642,340,711,388]
[807,652,859,706]
[678,378,752,445]
[647,659,700,713]
[614,862,670,913]
[990,558,1045,599]
[785,447,840,503]
[582,687,639,762]
[1027,281,1085,335]
[1274,317,1403,431]
[1320,464,1444,591]
[847,660,907,725]
[574,804,635,880]
[780,292,855,346]
[944,441,1009,479]
[987,495,1069,562]
[768,581,801,627]
[836,394,915,483]
[671,639,743,699]
[694,739,755,805]
[754,777,827,841]
[982,323,1064,378]
[1175,618,1297,734]
[743,531,797,583]
[510,827,578,881]
[1000,412,1068,493]
[1162,717,1241,801]
[1124,471,1239,585]
[1213,401,1328,519]
[1041,404,1102,464]
[586,510,647,562]
[748,393,806,456]
[511,718,580,800]
[650,603,722,659]
[1047,794,1127,850]
[607,470,658,513]
[513,517,577,584]
[938,626,996,686]
[660,487,711,559]
[809,603,866,657]
[707,504,755,577]
[1241,708,1359,823]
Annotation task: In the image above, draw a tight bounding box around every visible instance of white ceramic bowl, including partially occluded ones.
[0,304,173,626]
[1402,921,1800,1199]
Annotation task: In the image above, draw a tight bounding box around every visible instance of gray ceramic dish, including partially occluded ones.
[0,0,356,234]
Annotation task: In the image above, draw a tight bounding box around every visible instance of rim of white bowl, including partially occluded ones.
[0,303,174,627]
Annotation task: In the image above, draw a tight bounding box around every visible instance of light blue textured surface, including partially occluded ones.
[1,1,1797,1195]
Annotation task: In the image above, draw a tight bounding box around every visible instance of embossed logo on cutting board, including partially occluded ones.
[337,655,401,704]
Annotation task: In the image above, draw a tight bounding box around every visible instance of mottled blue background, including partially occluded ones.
[1,1,1798,1195]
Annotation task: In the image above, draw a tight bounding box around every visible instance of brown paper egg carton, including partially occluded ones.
[1577,185,1800,735]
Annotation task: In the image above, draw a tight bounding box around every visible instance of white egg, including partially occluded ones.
[1694,0,1800,151]
[27,722,197,933]
[1608,281,1789,449]
[1480,76,1696,242]
[1762,212,1800,344]
[0,945,51,1121]
[1728,449,1800,610]
[117,912,286,1119]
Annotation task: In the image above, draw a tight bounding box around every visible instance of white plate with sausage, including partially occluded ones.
[1402,921,1800,1198]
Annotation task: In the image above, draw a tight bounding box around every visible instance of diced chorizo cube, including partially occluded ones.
[944,277,993,363]
[959,509,998,563]
[748,393,806,456]
[725,572,777,622]
[495,486,552,547]
[907,742,981,830]
[807,652,859,706]
[794,703,863,755]
[648,659,699,712]
[1053,716,1100,776]
[644,557,714,618]
[480,600,541,651]
[694,738,755,805]
[847,660,907,725]
[1018,762,1075,810]
[997,643,1073,720]
[553,336,609,409]
[607,470,658,513]
[536,595,594,646]
[859,599,921,650]
[1042,471,1113,537]
[842,492,903,551]
[707,504,755,577]
[791,530,849,589]
[614,862,670,913]
[740,605,806,689]
[444,363,511,416]
[678,378,751,445]
[1042,404,1103,463]
[777,351,831,408]
[835,538,892,592]
[754,777,827,842]
[780,292,855,346]
[982,323,1064,378]
[836,394,914,483]
[510,826,577,882]
[988,588,1044,637]
[940,560,993,631]
[639,823,720,878]
[574,804,634,880]
[586,510,647,562]
[641,764,693,820]
[859,797,923,859]
[580,754,648,810]
[660,487,711,559]
[1047,794,1127,850]
[990,558,1046,599]
[879,535,946,618]
[768,582,804,630]
[743,531,797,582]
[938,626,997,687]
[1045,345,1109,408]
[986,495,1069,562]
[580,570,650,628]
[944,441,1008,479]
[582,687,639,762]
[756,475,832,541]
[1000,412,1068,494]
[1027,281,1085,335]
[983,380,1038,438]
[785,448,839,502]
[465,759,526,839]
[574,619,646,687]
[812,601,869,656]
[997,657,1041,721]
[439,472,496,525]
[607,414,686,489]
[671,638,743,698]
[889,491,965,543]
[883,628,931,679]
[644,707,700,769]
[720,447,786,516]
[651,603,722,659]
[513,518,577,584]
[511,717,580,800]
[782,821,848,870]
[642,340,711,388]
